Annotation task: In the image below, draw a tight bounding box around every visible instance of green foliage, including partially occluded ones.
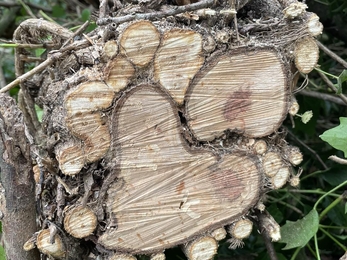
[337,70,347,94]
[279,209,319,250]
[320,117,347,157]
[0,246,5,260]
[81,8,91,22]
[52,5,66,18]
[321,165,347,186]
[35,105,43,122]
[0,223,4,260]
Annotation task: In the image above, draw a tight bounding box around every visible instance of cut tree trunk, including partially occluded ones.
[1,0,323,259]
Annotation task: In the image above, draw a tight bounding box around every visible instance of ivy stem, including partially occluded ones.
[269,195,304,214]
[314,67,338,79]
[314,233,321,260]
[320,224,347,229]
[301,170,325,180]
[319,195,343,220]
[38,10,56,23]
[313,180,347,211]
[290,247,301,260]
[319,227,347,251]
[312,180,347,259]
[286,189,340,198]
[307,243,317,259]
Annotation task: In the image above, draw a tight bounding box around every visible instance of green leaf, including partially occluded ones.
[321,165,347,186]
[35,48,46,57]
[345,202,347,214]
[324,197,347,226]
[52,5,65,18]
[35,105,43,123]
[0,244,5,260]
[320,117,347,158]
[86,23,97,33]
[267,204,284,223]
[337,70,347,94]
[81,9,91,22]
[279,209,319,250]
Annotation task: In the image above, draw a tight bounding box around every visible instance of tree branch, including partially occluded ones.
[286,129,328,170]
[299,89,347,106]
[316,41,347,69]
[328,155,347,165]
[97,0,215,25]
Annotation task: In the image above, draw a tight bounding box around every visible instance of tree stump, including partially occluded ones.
[8,0,323,259]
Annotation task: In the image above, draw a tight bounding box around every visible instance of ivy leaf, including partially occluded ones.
[279,209,319,250]
[52,5,65,18]
[35,104,43,123]
[35,48,46,58]
[81,9,91,22]
[320,117,347,157]
[337,69,347,94]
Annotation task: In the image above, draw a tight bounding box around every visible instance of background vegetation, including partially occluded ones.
[0,0,346,259]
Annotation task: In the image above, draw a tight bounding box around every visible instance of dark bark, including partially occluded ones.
[0,94,39,260]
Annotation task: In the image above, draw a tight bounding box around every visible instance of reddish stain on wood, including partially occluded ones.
[223,86,252,121]
[137,233,144,242]
[176,180,185,195]
[212,170,245,201]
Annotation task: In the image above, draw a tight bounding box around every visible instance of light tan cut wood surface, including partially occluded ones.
[98,86,261,253]
[185,51,288,141]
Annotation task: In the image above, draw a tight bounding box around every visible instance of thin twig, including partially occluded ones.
[97,0,215,25]
[328,155,347,165]
[299,89,347,106]
[317,70,347,105]
[0,56,55,93]
[286,129,328,170]
[0,35,96,94]
[99,0,108,20]
[61,20,90,48]
[316,41,347,69]
[0,42,56,48]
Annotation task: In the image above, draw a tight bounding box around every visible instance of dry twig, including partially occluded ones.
[328,155,347,165]
[287,129,328,170]
[97,0,215,25]
[299,89,347,106]
[0,23,96,94]
[316,41,347,69]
